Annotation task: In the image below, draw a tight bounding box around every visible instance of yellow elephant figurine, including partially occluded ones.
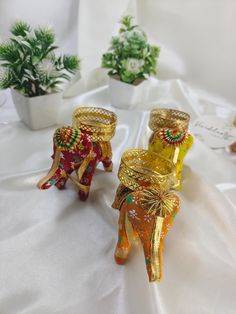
[148,108,194,190]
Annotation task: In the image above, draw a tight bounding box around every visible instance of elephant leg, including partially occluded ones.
[142,233,163,282]
[99,141,113,172]
[77,159,97,201]
[54,169,75,190]
[114,206,131,265]
[130,216,165,282]
[102,157,113,172]
[54,174,70,190]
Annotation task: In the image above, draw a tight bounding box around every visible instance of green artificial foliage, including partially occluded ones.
[102,15,160,84]
[0,21,80,97]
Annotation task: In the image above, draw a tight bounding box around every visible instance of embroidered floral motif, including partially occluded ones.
[91,151,97,159]
[132,194,142,206]
[144,214,152,223]
[159,128,187,146]
[54,126,81,150]
[140,189,179,217]
[128,209,140,220]
[60,152,65,160]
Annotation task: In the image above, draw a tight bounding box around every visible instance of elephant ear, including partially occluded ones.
[54,126,82,150]
[112,184,133,210]
[140,189,180,217]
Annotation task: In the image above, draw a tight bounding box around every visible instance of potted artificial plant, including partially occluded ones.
[0,21,80,129]
[102,15,160,109]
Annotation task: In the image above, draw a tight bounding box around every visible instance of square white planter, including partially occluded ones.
[11,89,63,130]
[0,90,6,107]
[109,76,149,110]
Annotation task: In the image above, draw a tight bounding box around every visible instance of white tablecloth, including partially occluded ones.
[0,78,236,314]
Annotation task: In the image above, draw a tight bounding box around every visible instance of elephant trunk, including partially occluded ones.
[37,148,63,189]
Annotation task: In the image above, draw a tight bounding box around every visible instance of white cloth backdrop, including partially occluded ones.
[0,0,236,104]
[0,1,236,314]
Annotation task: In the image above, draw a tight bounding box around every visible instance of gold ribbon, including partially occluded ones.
[68,149,94,193]
[68,174,90,193]
[151,217,164,281]
[77,149,94,181]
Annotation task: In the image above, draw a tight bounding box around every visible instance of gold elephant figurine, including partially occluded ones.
[38,107,117,201]
[148,108,194,190]
[112,149,180,282]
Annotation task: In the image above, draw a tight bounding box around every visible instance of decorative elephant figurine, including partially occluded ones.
[112,183,180,282]
[112,148,180,282]
[37,126,113,201]
[148,108,193,190]
[38,107,117,201]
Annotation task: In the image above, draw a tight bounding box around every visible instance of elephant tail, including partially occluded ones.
[100,141,112,161]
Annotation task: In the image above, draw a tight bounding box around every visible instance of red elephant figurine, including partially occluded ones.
[38,107,117,201]
[112,149,180,282]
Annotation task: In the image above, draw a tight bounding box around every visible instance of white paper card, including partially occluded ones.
[191,115,236,149]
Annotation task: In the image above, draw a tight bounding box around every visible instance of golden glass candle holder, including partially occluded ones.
[118,148,176,191]
[72,106,117,142]
[148,108,194,190]
[112,148,180,282]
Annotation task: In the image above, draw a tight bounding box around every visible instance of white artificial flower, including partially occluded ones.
[37,59,58,77]
[118,32,124,39]
[121,28,146,40]
[42,24,53,32]
[118,33,128,45]
[119,28,146,44]
[125,58,144,74]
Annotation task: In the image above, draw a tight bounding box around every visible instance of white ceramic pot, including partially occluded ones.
[108,76,149,109]
[0,90,6,107]
[11,89,63,130]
